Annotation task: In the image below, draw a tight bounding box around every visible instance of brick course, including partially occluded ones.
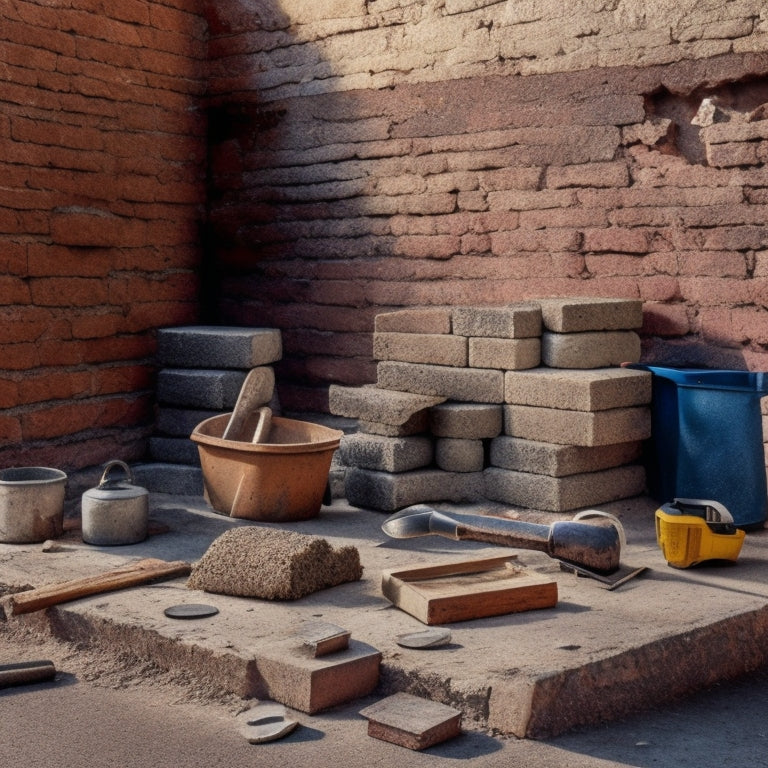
[0,0,206,470]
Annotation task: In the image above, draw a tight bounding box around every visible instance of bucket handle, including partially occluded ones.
[98,460,134,489]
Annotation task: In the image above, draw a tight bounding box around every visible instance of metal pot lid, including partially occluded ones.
[83,485,148,501]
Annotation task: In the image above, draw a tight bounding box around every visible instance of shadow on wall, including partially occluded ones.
[198,0,768,412]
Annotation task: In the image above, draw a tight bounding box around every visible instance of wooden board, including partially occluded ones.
[381,556,557,625]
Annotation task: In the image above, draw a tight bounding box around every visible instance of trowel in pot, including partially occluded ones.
[381,505,623,576]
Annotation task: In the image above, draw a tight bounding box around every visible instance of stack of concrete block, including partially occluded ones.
[331,298,651,514]
[133,326,282,494]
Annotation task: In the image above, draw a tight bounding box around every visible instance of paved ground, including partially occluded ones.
[3,491,768,744]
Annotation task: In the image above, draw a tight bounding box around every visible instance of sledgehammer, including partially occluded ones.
[381,505,622,575]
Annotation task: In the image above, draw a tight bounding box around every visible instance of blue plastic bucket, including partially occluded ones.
[629,365,768,530]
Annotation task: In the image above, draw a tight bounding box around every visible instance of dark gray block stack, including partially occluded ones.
[133,326,282,495]
[331,298,652,514]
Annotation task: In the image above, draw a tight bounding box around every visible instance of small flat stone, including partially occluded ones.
[238,702,298,743]
[295,620,351,657]
[163,603,219,620]
[360,693,461,750]
[396,628,452,649]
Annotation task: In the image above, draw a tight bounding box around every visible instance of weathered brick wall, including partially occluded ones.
[205,0,768,412]
[0,0,208,470]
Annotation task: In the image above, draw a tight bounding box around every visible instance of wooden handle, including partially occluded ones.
[7,558,191,616]
[0,660,57,688]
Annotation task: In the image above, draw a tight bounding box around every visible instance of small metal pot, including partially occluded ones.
[81,460,148,546]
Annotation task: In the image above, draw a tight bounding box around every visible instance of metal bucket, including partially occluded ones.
[0,467,67,543]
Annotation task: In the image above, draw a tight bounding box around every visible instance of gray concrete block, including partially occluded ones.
[483,464,646,512]
[541,331,641,369]
[339,433,433,473]
[537,298,643,332]
[329,384,445,426]
[374,307,452,334]
[503,404,651,446]
[344,467,485,512]
[149,436,200,466]
[469,337,541,370]
[504,367,651,411]
[358,416,429,437]
[452,304,542,339]
[157,326,282,369]
[490,436,643,477]
[157,369,247,409]
[373,332,467,366]
[131,462,204,496]
[429,403,502,439]
[156,407,225,437]
[435,438,485,472]
[377,362,505,403]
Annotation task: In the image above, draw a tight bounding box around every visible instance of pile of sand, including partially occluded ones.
[187,526,363,600]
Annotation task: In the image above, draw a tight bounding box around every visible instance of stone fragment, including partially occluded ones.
[359,693,462,751]
[536,298,643,332]
[541,331,641,369]
[374,307,452,334]
[238,703,298,744]
[435,438,485,473]
[503,404,651,447]
[429,403,502,439]
[483,465,646,512]
[339,433,433,473]
[187,527,362,600]
[468,336,541,370]
[373,332,467,366]
[504,367,651,411]
[452,304,542,338]
[329,384,445,426]
[396,628,452,649]
[377,361,505,403]
[295,621,351,657]
[490,436,642,477]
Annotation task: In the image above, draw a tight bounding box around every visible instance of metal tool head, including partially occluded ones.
[381,505,460,539]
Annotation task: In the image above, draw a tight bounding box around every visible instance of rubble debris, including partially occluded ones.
[187,527,363,600]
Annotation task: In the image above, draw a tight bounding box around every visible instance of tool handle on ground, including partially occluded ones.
[7,558,191,616]
[0,660,57,688]
[441,511,551,552]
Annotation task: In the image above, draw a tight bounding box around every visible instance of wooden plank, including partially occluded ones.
[381,556,557,624]
[7,558,192,616]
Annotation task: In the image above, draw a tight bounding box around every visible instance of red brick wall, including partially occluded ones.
[205,9,768,412]
[0,0,207,470]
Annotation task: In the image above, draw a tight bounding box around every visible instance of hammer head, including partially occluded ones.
[549,520,622,574]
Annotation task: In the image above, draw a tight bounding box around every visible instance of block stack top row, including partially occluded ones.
[373,297,642,406]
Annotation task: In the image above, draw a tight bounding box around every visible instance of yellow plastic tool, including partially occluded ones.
[655,498,745,569]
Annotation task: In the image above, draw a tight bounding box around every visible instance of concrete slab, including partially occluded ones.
[452,304,542,339]
[503,404,651,446]
[505,367,652,411]
[373,332,468,367]
[157,326,282,369]
[541,330,641,369]
[329,384,446,426]
[377,362,505,403]
[428,403,503,439]
[374,307,452,334]
[469,336,541,370]
[536,297,643,332]
[339,433,434,473]
[5,493,768,743]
